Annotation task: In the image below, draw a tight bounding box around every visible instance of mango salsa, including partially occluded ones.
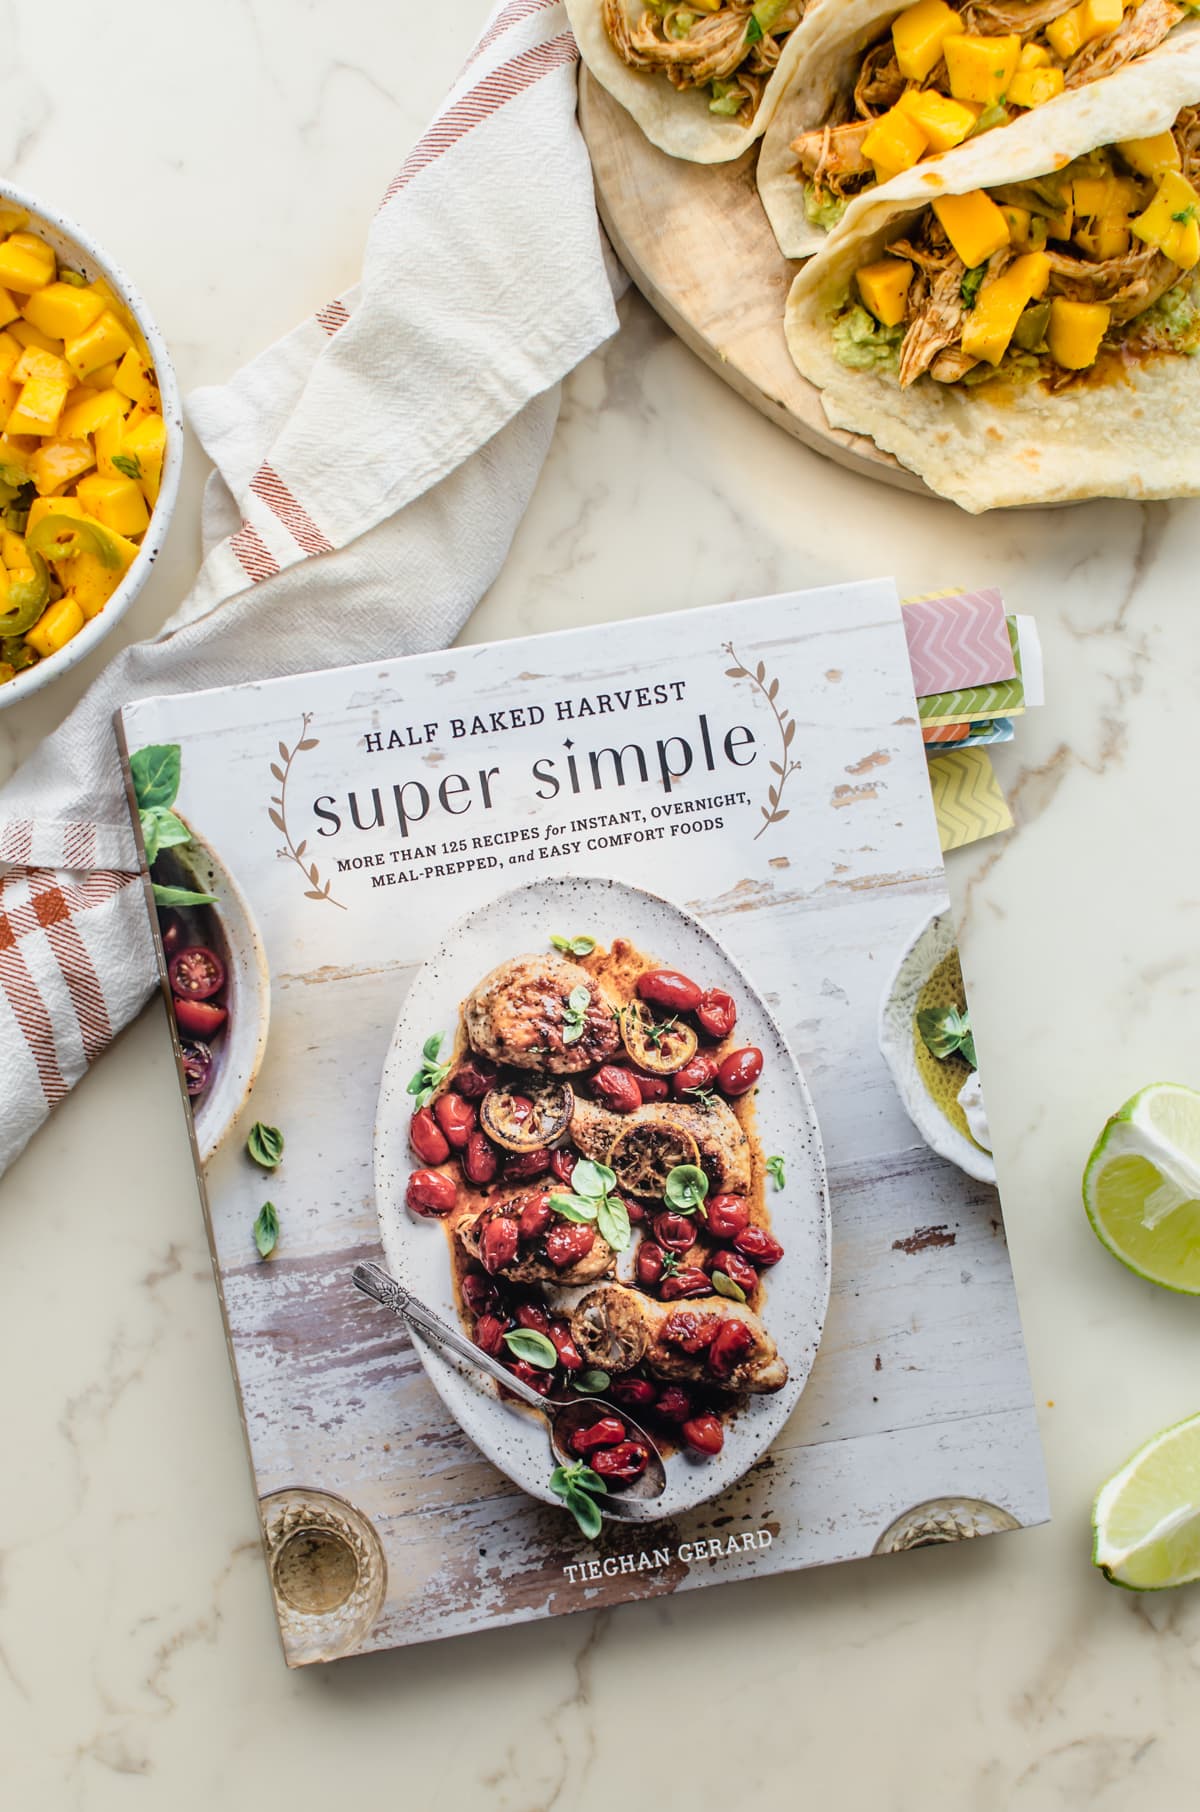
[862,107,929,180]
[0,215,166,682]
[1007,66,1064,109]
[932,189,1012,268]
[960,252,1051,364]
[1118,132,1181,181]
[891,0,966,82]
[856,258,914,327]
[1131,169,1200,269]
[896,88,978,153]
[1046,297,1111,369]
[943,33,1021,106]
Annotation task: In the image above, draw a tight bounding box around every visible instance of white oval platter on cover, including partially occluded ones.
[374,874,830,1521]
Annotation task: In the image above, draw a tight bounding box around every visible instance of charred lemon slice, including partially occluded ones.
[608,1119,701,1199]
[620,999,698,1076]
[479,1078,573,1153]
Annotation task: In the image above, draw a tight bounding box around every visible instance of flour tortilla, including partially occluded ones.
[759,2,1200,258]
[784,33,1200,512]
[566,0,836,162]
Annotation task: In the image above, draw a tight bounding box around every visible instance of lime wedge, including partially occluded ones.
[1082,1082,1200,1293]
[1093,1413,1200,1590]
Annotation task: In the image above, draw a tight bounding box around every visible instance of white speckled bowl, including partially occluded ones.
[375,875,831,1523]
[0,182,183,707]
[878,903,996,1187]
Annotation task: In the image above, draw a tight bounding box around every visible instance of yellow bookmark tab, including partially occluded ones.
[928,746,1013,852]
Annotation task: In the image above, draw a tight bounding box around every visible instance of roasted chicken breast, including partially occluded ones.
[572,1096,753,1198]
[457,1192,616,1286]
[570,1283,788,1393]
[464,954,620,1075]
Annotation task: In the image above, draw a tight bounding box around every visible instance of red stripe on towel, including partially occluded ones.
[250,463,334,557]
[230,519,281,585]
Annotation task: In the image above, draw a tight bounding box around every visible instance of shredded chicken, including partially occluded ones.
[1064,0,1183,86]
[897,259,968,388]
[962,0,1078,32]
[1044,245,1181,324]
[853,41,906,118]
[602,0,801,118]
[790,120,873,191]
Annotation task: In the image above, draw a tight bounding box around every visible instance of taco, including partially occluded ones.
[758,0,1197,256]
[567,0,818,161]
[783,35,1200,510]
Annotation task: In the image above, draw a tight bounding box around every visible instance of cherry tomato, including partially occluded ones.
[407,1168,457,1218]
[410,1105,450,1165]
[505,1095,536,1128]
[635,1241,665,1289]
[591,1440,650,1482]
[548,1318,584,1371]
[633,1072,670,1103]
[659,1268,711,1302]
[705,1193,751,1241]
[734,1225,784,1267]
[707,1318,755,1380]
[474,1312,508,1357]
[711,1248,758,1295]
[159,911,184,957]
[507,1359,552,1396]
[515,1301,551,1335]
[461,1272,499,1316]
[452,1056,498,1100]
[662,1308,721,1352]
[655,1385,693,1424]
[549,1147,577,1186]
[504,1147,550,1181]
[653,1211,696,1254]
[517,1191,553,1243]
[637,969,702,1012]
[697,988,737,1041]
[682,1413,724,1456]
[717,1047,763,1098]
[672,1052,718,1100]
[624,1196,646,1224]
[591,1065,642,1113]
[168,945,226,1001]
[570,1415,627,1454]
[612,1376,658,1409]
[462,1130,499,1185]
[545,1222,596,1269]
[180,1038,212,1098]
[481,1215,520,1273]
[434,1091,476,1149]
[174,996,227,1038]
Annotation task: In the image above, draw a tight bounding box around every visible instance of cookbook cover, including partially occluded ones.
[116,579,1049,1666]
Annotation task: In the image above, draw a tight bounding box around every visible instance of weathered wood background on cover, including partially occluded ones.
[120,582,1049,1664]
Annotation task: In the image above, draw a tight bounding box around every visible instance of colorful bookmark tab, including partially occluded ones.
[901,587,1015,697]
[928,747,1014,852]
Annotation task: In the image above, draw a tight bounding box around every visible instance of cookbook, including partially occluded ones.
[116,579,1049,1667]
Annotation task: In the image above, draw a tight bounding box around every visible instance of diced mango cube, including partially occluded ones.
[0,330,20,382]
[1073,173,1140,216]
[1118,131,1181,181]
[63,310,132,382]
[944,33,1021,105]
[1073,216,1132,260]
[113,348,159,407]
[960,251,1051,364]
[1131,169,1200,268]
[68,551,125,620]
[0,207,28,237]
[1000,204,1047,252]
[22,280,105,344]
[1080,0,1124,40]
[92,413,125,478]
[932,188,1012,268]
[0,529,28,570]
[1018,41,1052,67]
[855,257,914,327]
[896,87,978,152]
[60,386,126,440]
[0,232,56,293]
[1008,66,1065,107]
[28,438,95,497]
[1046,5,1085,57]
[862,106,929,180]
[25,595,84,658]
[13,345,71,388]
[0,288,17,330]
[121,413,166,508]
[6,375,69,438]
[891,0,966,82]
[1047,296,1110,368]
[74,472,149,537]
[0,380,19,430]
[9,318,60,355]
[25,494,91,534]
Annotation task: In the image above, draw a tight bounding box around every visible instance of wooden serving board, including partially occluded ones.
[578,69,930,497]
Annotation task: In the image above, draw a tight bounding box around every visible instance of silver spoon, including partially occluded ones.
[352,1262,667,1520]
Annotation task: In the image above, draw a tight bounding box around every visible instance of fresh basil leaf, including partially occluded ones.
[149,807,190,849]
[562,1021,584,1046]
[572,1158,615,1200]
[502,1328,558,1370]
[551,933,596,956]
[247,1122,284,1170]
[423,1032,444,1061]
[253,1201,279,1258]
[549,1193,597,1223]
[573,1369,611,1395]
[152,883,218,908]
[140,809,160,865]
[664,1164,710,1214]
[711,1269,747,1303]
[130,743,181,811]
[960,1031,978,1070]
[567,985,590,1012]
[112,452,144,482]
[407,1070,426,1096]
[766,1155,786,1190]
[564,1485,603,1539]
[597,1193,631,1253]
[917,1005,967,1060]
[550,1461,606,1537]
[571,1462,607,1499]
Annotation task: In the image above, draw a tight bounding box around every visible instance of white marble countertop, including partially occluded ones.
[3,3,1200,1806]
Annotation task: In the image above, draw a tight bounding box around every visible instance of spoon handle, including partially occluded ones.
[352,1261,549,1412]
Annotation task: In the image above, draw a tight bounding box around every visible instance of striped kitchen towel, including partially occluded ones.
[0,0,621,1175]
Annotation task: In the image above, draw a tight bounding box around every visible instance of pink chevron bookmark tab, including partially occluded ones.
[901,588,1016,696]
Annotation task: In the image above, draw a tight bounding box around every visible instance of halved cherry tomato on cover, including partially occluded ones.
[179,1039,213,1098]
[672,1053,718,1100]
[549,1147,577,1186]
[637,969,702,1012]
[734,1225,784,1267]
[653,1210,696,1254]
[570,1415,627,1455]
[717,1047,763,1098]
[518,1191,554,1243]
[504,1147,550,1181]
[682,1413,725,1456]
[612,1376,658,1409]
[591,1065,642,1114]
[451,1056,498,1100]
[592,1441,650,1482]
[635,1241,666,1289]
[711,1248,758,1296]
[705,1194,751,1240]
[159,911,184,957]
[407,1168,457,1217]
[410,1105,451,1165]
[168,945,226,1001]
[696,988,737,1041]
[549,1318,584,1370]
[507,1359,552,1396]
[659,1268,711,1302]
[481,1215,520,1273]
[461,1272,499,1315]
[515,1301,551,1335]
[545,1222,596,1269]
[474,1312,509,1357]
[654,1385,693,1424]
[174,996,227,1038]
[662,1309,721,1351]
[708,1318,755,1381]
[434,1091,476,1149]
[633,1072,670,1103]
[462,1130,499,1185]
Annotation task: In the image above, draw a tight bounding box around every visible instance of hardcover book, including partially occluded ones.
[116,579,1048,1666]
